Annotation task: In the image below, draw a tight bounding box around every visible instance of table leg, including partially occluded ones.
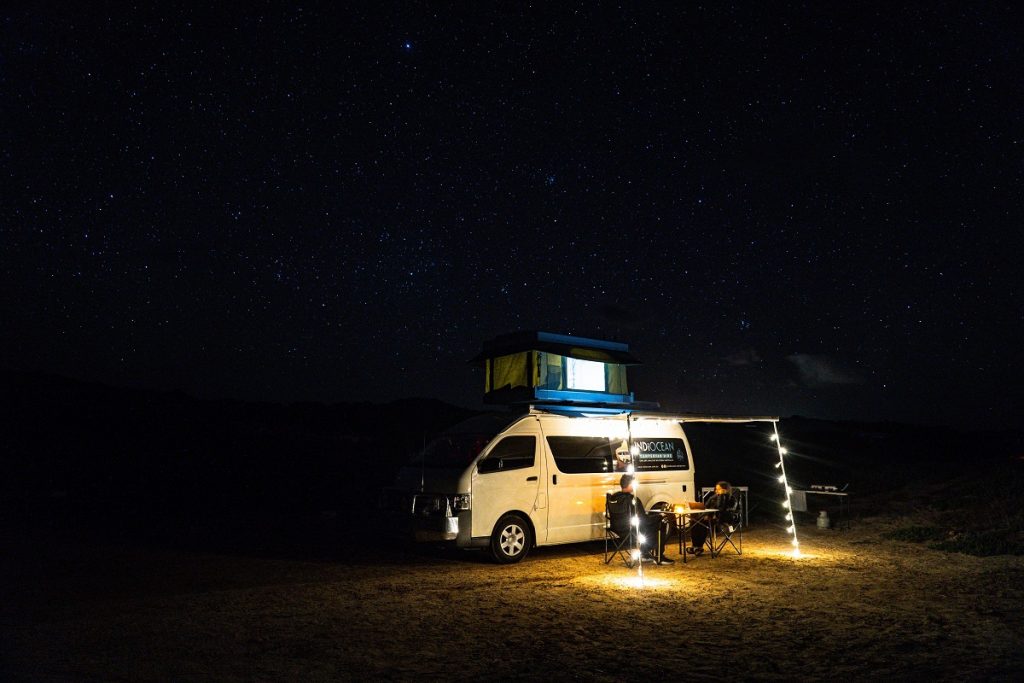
[678,518,683,558]
[680,516,687,564]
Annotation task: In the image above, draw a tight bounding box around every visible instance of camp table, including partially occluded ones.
[657,508,719,563]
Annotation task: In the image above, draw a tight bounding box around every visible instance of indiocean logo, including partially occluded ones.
[635,440,673,453]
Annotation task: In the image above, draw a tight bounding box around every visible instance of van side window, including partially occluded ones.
[546,436,617,474]
[477,436,536,474]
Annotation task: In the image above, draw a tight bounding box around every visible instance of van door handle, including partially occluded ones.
[526,476,537,481]
[552,475,558,485]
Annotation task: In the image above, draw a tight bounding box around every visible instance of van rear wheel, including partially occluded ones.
[490,514,532,564]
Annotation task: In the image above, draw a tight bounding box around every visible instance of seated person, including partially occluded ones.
[608,474,674,564]
[688,480,740,555]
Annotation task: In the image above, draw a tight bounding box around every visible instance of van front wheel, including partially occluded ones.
[490,514,532,564]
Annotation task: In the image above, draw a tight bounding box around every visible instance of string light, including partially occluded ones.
[772,421,802,558]
[626,414,644,583]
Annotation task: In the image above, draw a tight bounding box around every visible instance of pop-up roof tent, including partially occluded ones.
[469,331,655,408]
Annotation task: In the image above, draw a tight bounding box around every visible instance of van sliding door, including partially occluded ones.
[544,436,620,544]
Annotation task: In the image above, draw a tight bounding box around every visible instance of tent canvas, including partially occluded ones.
[473,331,635,406]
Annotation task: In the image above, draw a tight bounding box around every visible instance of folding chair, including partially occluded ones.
[712,492,743,557]
[604,492,636,567]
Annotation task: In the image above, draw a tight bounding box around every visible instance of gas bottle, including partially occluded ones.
[817,510,831,529]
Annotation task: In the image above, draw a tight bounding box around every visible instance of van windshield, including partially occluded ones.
[408,413,513,469]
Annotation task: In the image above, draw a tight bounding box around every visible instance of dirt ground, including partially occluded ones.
[2,511,1023,682]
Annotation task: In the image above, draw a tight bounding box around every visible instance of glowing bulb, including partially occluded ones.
[637,533,646,544]
[782,500,790,509]
[626,464,635,474]
[777,474,786,483]
[769,434,778,442]
[791,548,802,558]
[779,447,788,455]
[786,485,793,494]
[632,549,641,560]
[785,512,793,520]
[791,538,800,547]
[787,525,795,533]
[774,461,782,469]
[631,515,640,527]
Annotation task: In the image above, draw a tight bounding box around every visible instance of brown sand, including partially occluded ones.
[3,516,1023,681]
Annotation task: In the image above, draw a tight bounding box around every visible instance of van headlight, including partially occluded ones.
[450,494,471,511]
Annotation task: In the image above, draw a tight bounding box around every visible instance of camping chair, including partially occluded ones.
[604,492,636,567]
[712,492,743,557]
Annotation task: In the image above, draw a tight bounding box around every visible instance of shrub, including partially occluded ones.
[882,526,946,543]
[929,530,1024,557]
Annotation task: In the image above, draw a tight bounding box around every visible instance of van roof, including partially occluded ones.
[530,405,778,423]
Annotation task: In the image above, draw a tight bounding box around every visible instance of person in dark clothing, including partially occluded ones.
[607,474,674,564]
[688,480,740,555]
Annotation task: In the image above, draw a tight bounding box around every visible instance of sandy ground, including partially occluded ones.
[2,514,1023,682]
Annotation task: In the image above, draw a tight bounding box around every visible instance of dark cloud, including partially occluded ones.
[787,354,865,387]
[723,348,762,366]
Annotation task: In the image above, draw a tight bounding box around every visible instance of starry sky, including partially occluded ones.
[2,3,1021,428]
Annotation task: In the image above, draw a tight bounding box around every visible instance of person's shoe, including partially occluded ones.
[657,556,675,564]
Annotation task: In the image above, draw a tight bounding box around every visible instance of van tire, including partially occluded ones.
[490,514,532,564]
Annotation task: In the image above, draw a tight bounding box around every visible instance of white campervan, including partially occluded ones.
[383,407,699,563]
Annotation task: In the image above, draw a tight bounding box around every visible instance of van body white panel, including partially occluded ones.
[539,414,695,544]
[470,418,546,540]
[545,471,622,543]
[388,409,702,552]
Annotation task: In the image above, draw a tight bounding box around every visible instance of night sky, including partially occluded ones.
[2,4,1021,428]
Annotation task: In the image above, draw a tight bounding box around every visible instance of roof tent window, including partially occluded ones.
[472,331,640,406]
[565,357,605,392]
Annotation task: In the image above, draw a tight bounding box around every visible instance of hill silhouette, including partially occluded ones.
[2,371,1021,549]
[0,371,478,528]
